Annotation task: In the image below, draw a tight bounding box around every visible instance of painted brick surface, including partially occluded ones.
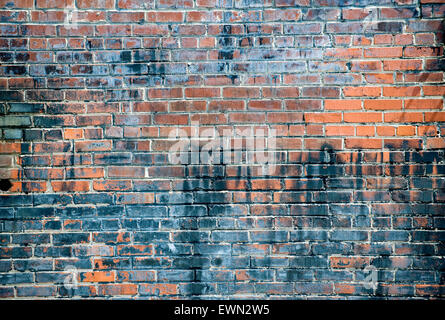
[0,0,444,299]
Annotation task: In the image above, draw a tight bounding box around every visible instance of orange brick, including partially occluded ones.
[418,126,437,136]
[426,138,445,149]
[139,283,177,296]
[98,284,137,296]
[251,179,282,190]
[365,73,394,84]
[424,86,445,96]
[304,113,342,123]
[148,88,182,99]
[80,271,115,283]
[10,181,47,193]
[425,112,445,122]
[396,126,416,136]
[344,112,382,123]
[0,143,21,153]
[384,112,423,123]
[325,100,361,110]
[342,8,371,20]
[405,99,443,109]
[364,47,402,58]
[306,124,323,135]
[383,60,422,71]
[288,125,305,135]
[356,126,375,136]
[64,128,83,139]
[325,126,355,136]
[221,179,248,190]
[199,37,216,48]
[108,167,145,178]
[343,87,381,97]
[374,34,392,45]
[345,138,382,149]
[364,100,403,110]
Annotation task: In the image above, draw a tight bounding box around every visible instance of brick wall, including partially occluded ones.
[0,0,444,299]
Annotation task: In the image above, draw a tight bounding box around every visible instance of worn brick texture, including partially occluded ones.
[0,0,444,299]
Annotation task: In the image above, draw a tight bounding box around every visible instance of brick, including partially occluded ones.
[364,47,403,58]
[304,113,342,123]
[384,60,423,71]
[364,100,403,110]
[80,271,115,283]
[325,100,361,110]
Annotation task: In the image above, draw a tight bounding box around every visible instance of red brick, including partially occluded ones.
[343,87,381,97]
[93,180,132,191]
[154,114,189,125]
[365,47,402,58]
[185,88,220,98]
[143,87,178,99]
[423,86,445,96]
[383,60,423,71]
[223,87,260,98]
[146,11,184,22]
